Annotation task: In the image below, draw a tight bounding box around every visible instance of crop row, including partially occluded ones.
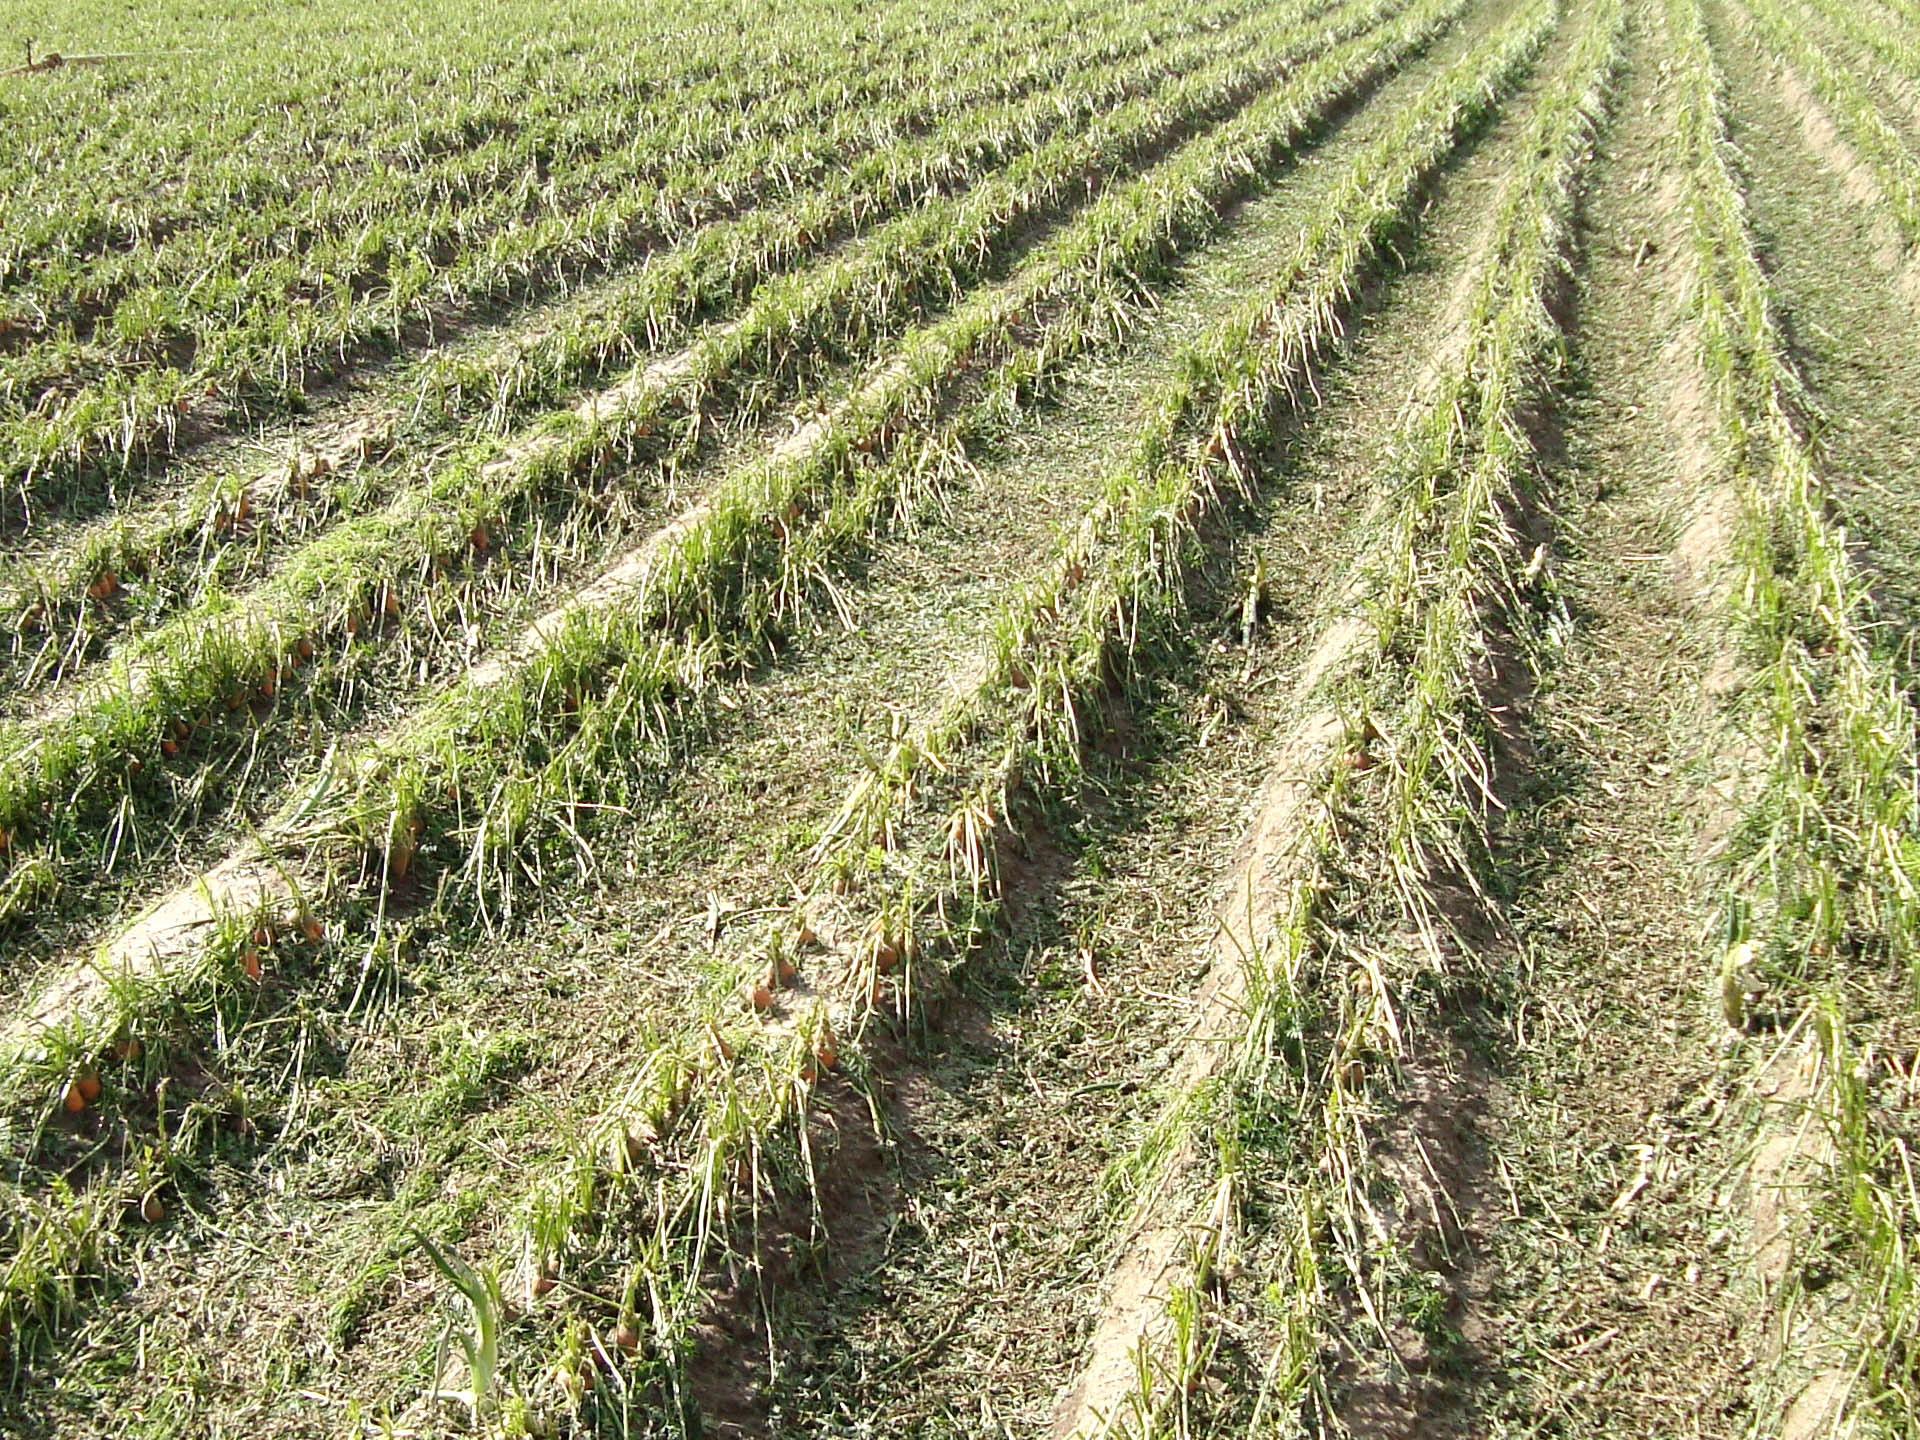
[858,1,1622,1426]
[0,0,1400,902]
[0,0,1476,1376]
[0,0,1249,507]
[1793,0,1920,94]
[0,1,1049,307]
[0,0,1312,669]
[315,0,1466,914]
[1060,0,1620,1424]
[0,0,1136,299]
[1735,0,1920,249]
[1666,0,1920,1413]
[425,0,1569,1419]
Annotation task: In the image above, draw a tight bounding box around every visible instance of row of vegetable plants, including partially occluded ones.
[0,0,1099,297]
[794,2,1619,1428]
[0,0,1476,1381]
[1791,0,1920,102]
[0,0,1395,910]
[1733,0,1920,251]
[368,0,1574,1422]
[0,0,1239,508]
[0,0,1295,671]
[1667,0,1920,1418]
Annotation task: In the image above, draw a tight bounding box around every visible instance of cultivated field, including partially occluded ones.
[2,0,1918,1433]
